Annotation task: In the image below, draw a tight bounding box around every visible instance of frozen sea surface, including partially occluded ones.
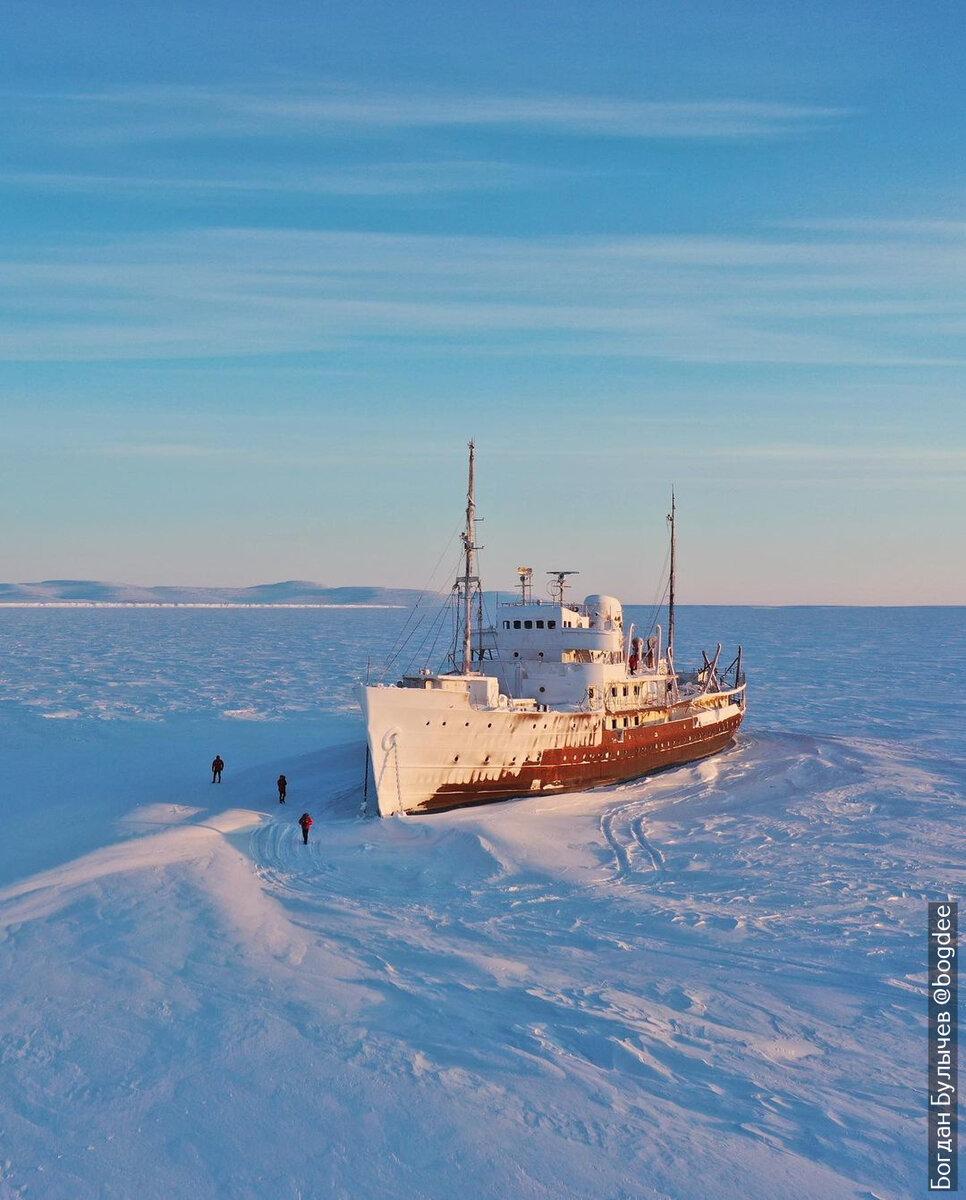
[0,605,963,1199]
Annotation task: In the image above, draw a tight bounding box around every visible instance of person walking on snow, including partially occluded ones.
[298,812,313,845]
[277,774,287,804]
[211,755,225,784]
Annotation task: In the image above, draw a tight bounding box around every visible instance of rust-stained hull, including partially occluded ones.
[360,679,745,816]
[418,710,743,814]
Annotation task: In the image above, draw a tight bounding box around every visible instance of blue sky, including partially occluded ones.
[1,1,963,603]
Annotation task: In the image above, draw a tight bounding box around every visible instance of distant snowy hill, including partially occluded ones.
[0,579,432,606]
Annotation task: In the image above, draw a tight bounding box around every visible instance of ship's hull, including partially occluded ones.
[421,716,740,813]
[360,682,744,815]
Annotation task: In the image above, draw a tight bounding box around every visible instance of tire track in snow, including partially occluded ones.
[630,813,665,871]
[598,805,634,880]
[595,739,756,884]
[599,798,664,883]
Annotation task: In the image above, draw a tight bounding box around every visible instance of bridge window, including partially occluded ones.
[524,620,533,629]
[503,620,510,629]
[547,620,556,629]
[513,620,521,629]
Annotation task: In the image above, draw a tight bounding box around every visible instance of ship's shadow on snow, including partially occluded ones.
[239,723,961,922]
[209,739,374,823]
[231,724,957,839]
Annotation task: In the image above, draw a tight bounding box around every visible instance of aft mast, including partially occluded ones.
[667,489,676,666]
[460,440,479,674]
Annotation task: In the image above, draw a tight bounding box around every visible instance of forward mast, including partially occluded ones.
[460,440,480,674]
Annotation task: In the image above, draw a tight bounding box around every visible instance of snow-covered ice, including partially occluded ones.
[0,605,963,1199]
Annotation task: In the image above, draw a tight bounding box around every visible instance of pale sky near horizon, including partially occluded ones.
[1,1,964,604]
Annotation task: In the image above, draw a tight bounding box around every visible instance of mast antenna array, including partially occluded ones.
[517,566,533,604]
[460,440,481,674]
[667,490,676,664]
[547,570,579,605]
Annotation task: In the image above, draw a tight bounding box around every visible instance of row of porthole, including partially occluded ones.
[450,725,725,769]
[453,754,522,765]
[608,715,651,730]
[451,724,715,763]
[426,719,496,728]
[609,683,657,699]
[423,719,581,733]
[449,734,709,767]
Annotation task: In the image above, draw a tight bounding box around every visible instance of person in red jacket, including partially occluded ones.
[298,812,313,845]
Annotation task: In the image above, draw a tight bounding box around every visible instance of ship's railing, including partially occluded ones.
[502,599,591,617]
[677,665,746,694]
[562,648,625,665]
[676,664,710,685]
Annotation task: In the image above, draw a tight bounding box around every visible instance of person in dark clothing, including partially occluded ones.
[211,755,224,783]
[298,812,313,845]
[277,774,287,804]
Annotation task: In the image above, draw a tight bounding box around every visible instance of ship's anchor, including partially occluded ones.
[379,729,403,811]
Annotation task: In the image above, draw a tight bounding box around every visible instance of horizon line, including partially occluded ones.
[0,600,961,610]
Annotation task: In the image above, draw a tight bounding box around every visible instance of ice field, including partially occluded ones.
[0,605,962,1199]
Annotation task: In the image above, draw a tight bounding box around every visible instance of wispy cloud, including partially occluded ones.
[0,226,963,367]
[207,91,848,138]
[779,219,966,239]
[719,444,966,465]
[0,161,550,198]
[98,443,236,460]
[6,85,849,144]
[73,441,966,482]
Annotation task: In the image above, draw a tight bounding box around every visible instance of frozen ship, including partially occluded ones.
[359,443,746,816]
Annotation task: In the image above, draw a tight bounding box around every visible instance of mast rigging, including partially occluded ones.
[667,489,676,665]
[460,441,479,674]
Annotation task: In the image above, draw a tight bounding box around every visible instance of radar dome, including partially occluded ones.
[584,594,623,630]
